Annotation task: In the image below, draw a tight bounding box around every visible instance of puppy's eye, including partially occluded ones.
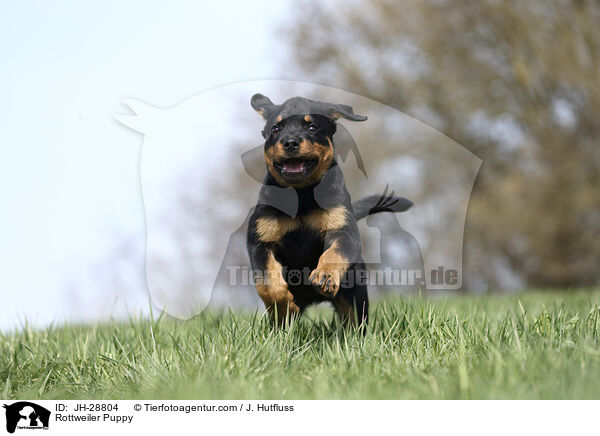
[271,124,280,134]
[307,123,319,133]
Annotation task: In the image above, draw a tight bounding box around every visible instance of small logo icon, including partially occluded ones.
[3,402,50,434]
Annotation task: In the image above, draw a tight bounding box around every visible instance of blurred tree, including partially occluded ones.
[283,0,600,290]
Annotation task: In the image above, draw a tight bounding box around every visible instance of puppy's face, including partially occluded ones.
[251,94,367,187]
[263,114,336,188]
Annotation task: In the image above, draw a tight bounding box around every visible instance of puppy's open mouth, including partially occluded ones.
[273,158,318,180]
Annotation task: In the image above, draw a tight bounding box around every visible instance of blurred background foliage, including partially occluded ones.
[281,0,600,291]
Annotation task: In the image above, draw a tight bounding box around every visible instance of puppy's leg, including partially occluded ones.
[326,258,369,329]
[333,284,369,328]
[309,240,349,298]
[350,282,369,326]
[332,293,354,325]
[254,249,299,327]
[307,207,361,299]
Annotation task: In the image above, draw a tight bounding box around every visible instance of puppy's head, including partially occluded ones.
[251,94,367,188]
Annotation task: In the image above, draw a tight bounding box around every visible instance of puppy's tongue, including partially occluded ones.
[283,159,305,173]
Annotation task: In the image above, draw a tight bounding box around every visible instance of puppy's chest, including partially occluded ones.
[278,228,324,270]
[254,206,348,268]
[254,205,348,245]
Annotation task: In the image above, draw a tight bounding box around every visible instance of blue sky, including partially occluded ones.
[0,1,288,330]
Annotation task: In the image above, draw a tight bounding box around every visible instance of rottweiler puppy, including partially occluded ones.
[247,94,412,328]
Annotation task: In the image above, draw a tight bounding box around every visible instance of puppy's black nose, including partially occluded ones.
[283,139,299,153]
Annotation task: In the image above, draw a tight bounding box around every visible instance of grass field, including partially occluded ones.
[2,291,600,400]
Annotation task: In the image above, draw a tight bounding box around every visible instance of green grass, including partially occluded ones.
[2,291,600,399]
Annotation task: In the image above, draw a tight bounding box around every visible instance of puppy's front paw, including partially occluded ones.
[309,269,340,297]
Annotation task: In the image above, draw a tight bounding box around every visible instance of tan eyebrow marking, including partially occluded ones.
[304,115,312,122]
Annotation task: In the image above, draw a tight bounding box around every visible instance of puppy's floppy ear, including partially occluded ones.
[251,93,275,120]
[321,103,367,122]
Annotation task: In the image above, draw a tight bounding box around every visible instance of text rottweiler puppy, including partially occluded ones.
[247,94,412,328]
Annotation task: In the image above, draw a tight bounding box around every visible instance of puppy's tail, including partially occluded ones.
[352,185,413,221]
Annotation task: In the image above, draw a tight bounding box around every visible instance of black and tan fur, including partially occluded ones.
[247,94,412,328]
